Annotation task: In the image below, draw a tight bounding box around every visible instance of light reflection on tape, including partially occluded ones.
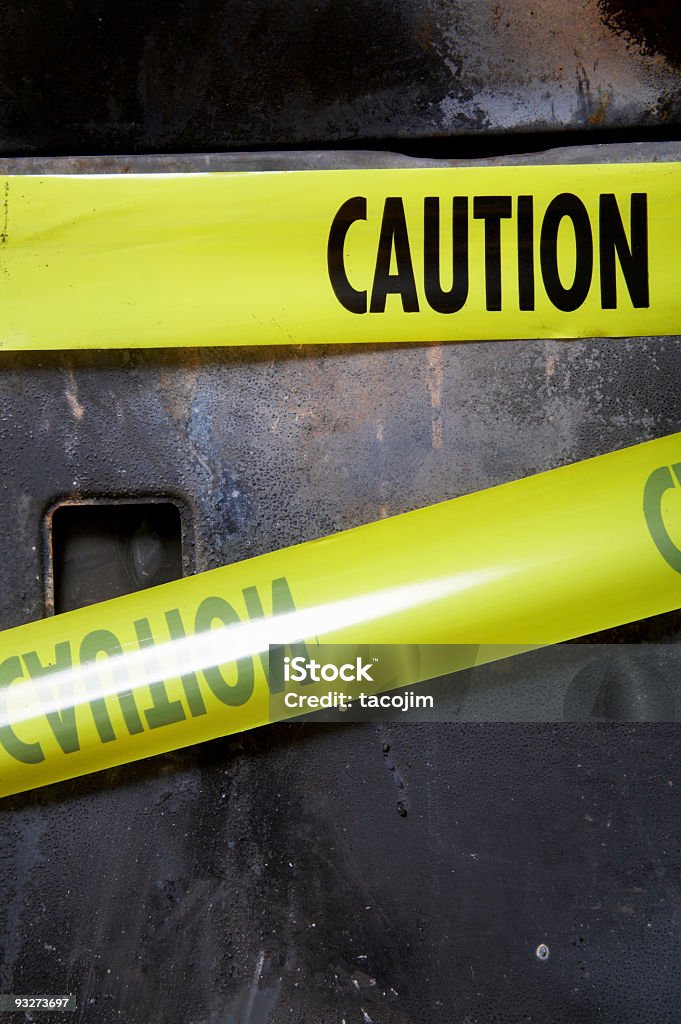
[3,573,497,729]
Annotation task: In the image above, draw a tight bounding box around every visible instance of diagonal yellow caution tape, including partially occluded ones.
[1,432,681,796]
[0,162,676,350]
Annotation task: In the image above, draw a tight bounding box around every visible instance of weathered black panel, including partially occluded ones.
[1,319,681,1021]
[0,0,680,154]
[0,11,680,1016]
[2,720,681,1024]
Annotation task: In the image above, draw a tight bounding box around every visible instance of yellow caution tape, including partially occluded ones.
[0,162,676,349]
[2,432,681,796]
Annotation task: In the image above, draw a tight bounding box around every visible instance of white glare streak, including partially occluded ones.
[2,568,501,728]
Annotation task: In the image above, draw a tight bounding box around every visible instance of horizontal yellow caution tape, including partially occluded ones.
[1,432,681,796]
[0,162,677,349]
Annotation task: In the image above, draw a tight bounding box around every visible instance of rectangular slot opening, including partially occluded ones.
[48,500,184,615]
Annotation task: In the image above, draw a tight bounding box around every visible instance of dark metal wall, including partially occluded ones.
[1,5,681,1023]
[0,0,680,153]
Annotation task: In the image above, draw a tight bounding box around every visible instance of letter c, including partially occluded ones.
[644,464,681,573]
[327,197,368,313]
[0,656,44,764]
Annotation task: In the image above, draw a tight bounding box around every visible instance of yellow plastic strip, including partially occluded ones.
[0,162,677,350]
[1,432,681,796]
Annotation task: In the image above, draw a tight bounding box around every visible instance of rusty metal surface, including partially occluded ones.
[1,142,681,1023]
[0,1,680,155]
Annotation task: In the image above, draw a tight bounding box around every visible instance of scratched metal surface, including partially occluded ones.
[0,12,681,1018]
[0,1,679,153]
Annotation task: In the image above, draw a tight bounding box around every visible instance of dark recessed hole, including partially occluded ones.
[50,501,183,614]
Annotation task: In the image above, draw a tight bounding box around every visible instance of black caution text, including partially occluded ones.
[327,192,649,314]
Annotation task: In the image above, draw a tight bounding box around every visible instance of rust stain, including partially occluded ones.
[655,92,674,122]
[588,91,611,125]
[546,349,557,384]
[157,349,203,424]
[44,504,56,617]
[413,14,433,51]
[575,61,592,121]
[64,368,85,421]
[1,180,8,245]
[426,344,443,451]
